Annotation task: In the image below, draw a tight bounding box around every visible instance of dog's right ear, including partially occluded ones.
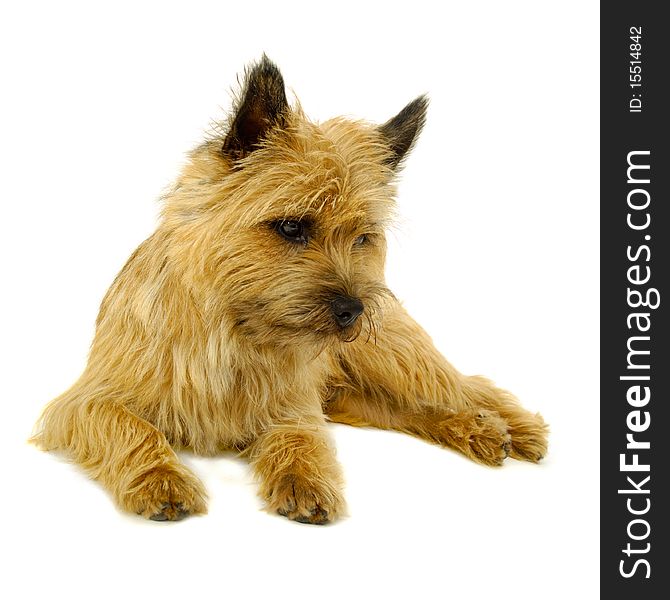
[378,95,428,170]
[222,55,289,161]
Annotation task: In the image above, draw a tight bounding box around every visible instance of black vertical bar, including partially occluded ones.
[601,2,669,596]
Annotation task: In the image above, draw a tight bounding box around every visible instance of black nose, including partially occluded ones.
[331,295,364,328]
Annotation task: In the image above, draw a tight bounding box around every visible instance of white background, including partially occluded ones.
[0,1,599,598]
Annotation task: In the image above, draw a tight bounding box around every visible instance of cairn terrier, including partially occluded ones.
[32,56,548,524]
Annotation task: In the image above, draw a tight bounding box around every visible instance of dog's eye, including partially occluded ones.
[274,220,307,244]
[353,234,369,247]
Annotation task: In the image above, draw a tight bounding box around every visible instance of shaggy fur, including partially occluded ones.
[32,56,548,524]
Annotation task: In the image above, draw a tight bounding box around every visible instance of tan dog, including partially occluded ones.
[32,56,548,524]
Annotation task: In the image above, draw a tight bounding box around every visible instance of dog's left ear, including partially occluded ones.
[378,95,428,169]
[222,55,289,161]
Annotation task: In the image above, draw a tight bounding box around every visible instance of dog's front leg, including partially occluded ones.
[247,415,345,524]
[326,300,548,465]
[33,393,208,520]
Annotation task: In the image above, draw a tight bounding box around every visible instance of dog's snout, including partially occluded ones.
[331,295,364,328]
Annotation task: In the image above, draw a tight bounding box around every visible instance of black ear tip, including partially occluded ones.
[411,94,430,110]
[259,53,279,71]
[378,94,429,169]
[403,94,429,127]
[247,54,284,86]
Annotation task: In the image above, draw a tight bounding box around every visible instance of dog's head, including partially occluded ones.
[165,56,426,348]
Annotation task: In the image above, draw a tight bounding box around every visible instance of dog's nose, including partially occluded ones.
[331,295,364,328]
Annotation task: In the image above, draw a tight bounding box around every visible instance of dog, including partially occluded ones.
[32,56,548,524]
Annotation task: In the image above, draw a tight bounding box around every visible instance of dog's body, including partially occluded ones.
[32,57,548,524]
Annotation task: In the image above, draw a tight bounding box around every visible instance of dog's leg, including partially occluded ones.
[326,301,548,465]
[32,389,207,520]
[246,415,345,524]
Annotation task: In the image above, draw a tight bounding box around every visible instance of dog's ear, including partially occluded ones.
[222,55,289,160]
[378,95,428,169]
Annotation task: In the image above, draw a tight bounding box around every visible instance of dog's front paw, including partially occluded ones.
[266,473,344,525]
[508,412,549,463]
[122,464,208,521]
[464,410,512,466]
[434,409,511,466]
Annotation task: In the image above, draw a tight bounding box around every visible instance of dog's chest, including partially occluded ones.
[163,345,331,452]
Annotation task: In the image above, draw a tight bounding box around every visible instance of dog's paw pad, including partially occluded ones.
[289,506,330,525]
[149,502,190,522]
